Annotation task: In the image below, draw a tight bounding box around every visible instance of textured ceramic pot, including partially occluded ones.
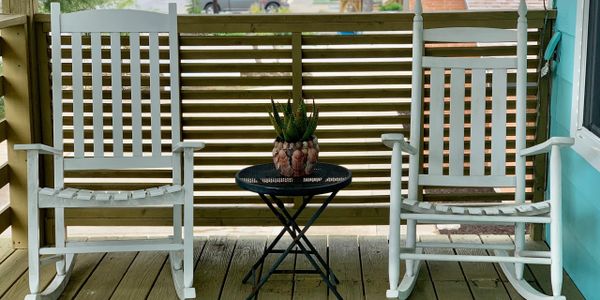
[272,135,319,177]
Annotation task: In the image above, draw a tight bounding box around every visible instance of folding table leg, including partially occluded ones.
[241,195,311,284]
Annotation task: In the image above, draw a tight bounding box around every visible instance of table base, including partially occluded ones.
[242,193,343,300]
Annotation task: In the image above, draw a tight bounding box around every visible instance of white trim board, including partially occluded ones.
[570,0,600,172]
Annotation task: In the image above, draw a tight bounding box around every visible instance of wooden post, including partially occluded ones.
[531,15,553,241]
[2,0,41,248]
[291,32,302,108]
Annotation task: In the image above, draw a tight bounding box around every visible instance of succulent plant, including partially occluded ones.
[268,98,318,142]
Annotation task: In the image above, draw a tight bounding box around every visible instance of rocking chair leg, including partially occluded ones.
[55,207,66,275]
[387,198,401,296]
[27,150,41,295]
[173,204,183,270]
[514,222,525,280]
[28,220,41,295]
[550,146,563,297]
[405,219,417,277]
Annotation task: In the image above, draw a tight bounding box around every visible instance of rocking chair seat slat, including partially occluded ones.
[37,185,183,208]
[400,200,550,216]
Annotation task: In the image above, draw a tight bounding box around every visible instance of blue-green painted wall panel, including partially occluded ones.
[551,1,600,299]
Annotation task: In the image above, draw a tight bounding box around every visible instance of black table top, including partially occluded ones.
[235,163,352,196]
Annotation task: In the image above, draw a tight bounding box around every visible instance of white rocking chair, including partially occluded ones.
[15,3,203,299]
[383,1,574,299]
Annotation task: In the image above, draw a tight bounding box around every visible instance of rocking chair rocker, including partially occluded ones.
[16,3,202,299]
[382,0,573,299]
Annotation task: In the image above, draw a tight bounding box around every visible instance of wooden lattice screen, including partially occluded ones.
[33,11,553,229]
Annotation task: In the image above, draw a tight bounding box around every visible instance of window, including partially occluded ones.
[583,0,600,137]
[572,0,600,171]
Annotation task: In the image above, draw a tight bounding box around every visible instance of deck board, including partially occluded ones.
[359,235,388,300]
[0,250,28,296]
[422,235,473,300]
[74,252,137,300]
[59,253,105,299]
[0,234,586,300]
[451,234,511,300]
[219,236,266,300]
[193,236,233,300]
[145,237,208,300]
[292,235,328,300]
[110,251,167,299]
[328,235,363,300]
[258,236,295,299]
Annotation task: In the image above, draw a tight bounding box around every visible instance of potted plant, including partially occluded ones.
[269,98,319,177]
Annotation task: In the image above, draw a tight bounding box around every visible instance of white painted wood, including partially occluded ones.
[388,138,403,294]
[550,146,563,296]
[491,68,507,176]
[381,133,418,154]
[110,32,124,157]
[170,251,197,299]
[50,3,63,152]
[418,175,515,187]
[514,1,529,280]
[422,57,518,69]
[400,253,550,265]
[130,33,143,157]
[428,67,444,176]
[91,32,104,157]
[24,253,75,300]
[519,250,551,258]
[496,250,566,300]
[469,68,486,176]
[416,242,514,251]
[14,144,62,155]
[60,9,170,33]
[27,150,41,294]
[386,250,421,299]
[520,137,574,156]
[149,32,162,157]
[183,147,195,290]
[40,239,184,254]
[64,156,172,170]
[423,27,518,43]
[405,1,424,277]
[71,32,84,158]
[29,4,198,300]
[401,213,551,224]
[449,68,465,176]
[54,207,66,275]
[169,2,181,146]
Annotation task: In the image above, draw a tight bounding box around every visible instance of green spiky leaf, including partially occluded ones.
[270,99,284,137]
[268,111,283,139]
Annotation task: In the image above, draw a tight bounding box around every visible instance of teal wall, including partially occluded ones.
[551,1,600,299]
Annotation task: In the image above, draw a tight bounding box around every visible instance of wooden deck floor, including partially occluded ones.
[0,234,585,300]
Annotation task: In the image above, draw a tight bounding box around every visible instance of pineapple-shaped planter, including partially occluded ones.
[269,98,319,177]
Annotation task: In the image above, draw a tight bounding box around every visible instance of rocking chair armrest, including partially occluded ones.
[173,141,206,153]
[381,133,418,155]
[14,144,62,156]
[519,137,574,157]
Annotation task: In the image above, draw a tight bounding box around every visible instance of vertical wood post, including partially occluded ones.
[291,32,302,108]
[291,32,303,208]
[531,15,553,241]
[2,0,41,248]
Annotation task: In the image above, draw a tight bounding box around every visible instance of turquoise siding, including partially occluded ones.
[551,1,600,299]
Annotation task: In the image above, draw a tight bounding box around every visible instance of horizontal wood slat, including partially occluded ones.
[0,119,7,143]
[0,206,10,234]
[33,10,552,226]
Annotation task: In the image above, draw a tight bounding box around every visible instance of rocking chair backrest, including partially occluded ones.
[50,3,181,171]
[407,0,529,202]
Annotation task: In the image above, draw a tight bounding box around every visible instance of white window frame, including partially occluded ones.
[571,0,600,171]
